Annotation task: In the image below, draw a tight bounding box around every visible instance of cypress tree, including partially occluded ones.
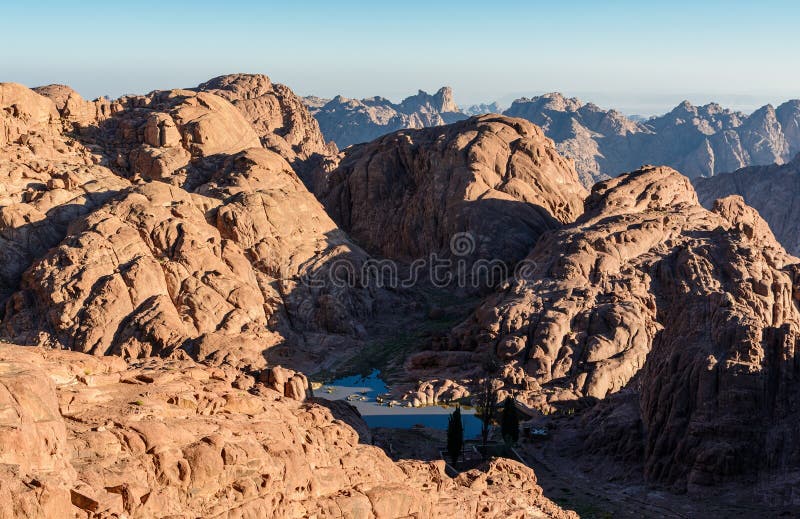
[447,406,464,464]
[501,396,519,446]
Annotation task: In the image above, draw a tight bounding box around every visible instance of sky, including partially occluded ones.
[2,0,798,115]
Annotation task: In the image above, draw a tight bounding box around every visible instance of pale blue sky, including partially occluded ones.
[2,0,798,114]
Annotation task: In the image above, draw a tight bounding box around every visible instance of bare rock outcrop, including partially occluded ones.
[1,83,382,372]
[422,165,800,491]
[316,115,587,272]
[0,344,575,518]
[694,153,800,256]
[196,74,336,172]
[0,83,130,302]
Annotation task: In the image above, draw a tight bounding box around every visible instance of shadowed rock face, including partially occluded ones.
[0,344,575,518]
[694,153,800,256]
[421,166,800,490]
[504,93,800,186]
[315,115,587,269]
[304,87,467,149]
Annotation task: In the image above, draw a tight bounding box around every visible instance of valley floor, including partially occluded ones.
[372,423,795,519]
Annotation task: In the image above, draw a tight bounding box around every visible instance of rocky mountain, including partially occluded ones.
[409,166,800,497]
[0,77,382,373]
[315,115,587,271]
[504,93,800,186]
[303,87,467,148]
[694,153,800,256]
[196,74,338,174]
[3,70,800,515]
[304,86,800,188]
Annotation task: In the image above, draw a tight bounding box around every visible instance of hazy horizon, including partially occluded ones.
[2,0,798,116]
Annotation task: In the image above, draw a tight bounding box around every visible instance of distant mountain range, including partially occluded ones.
[305,89,800,187]
[303,87,466,149]
[506,93,800,186]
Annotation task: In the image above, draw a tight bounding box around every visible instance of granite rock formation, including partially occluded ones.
[315,115,587,272]
[0,77,584,518]
[418,165,800,493]
[196,74,337,174]
[0,83,130,303]
[463,102,504,116]
[5,71,800,513]
[0,80,381,372]
[305,87,800,187]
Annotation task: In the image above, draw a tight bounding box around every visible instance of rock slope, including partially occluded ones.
[304,87,466,148]
[463,102,504,116]
[694,153,800,256]
[0,343,575,518]
[196,74,337,173]
[315,115,587,272]
[504,93,800,186]
[0,83,130,303]
[418,165,800,492]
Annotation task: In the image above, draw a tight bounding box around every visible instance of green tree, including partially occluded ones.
[500,396,519,447]
[447,406,464,464]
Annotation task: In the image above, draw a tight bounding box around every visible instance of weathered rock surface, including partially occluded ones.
[304,87,467,149]
[0,344,575,518]
[0,82,384,372]
[0,83,130,303]
[419,165,800,492]
[316,115,587,272]
[694,153,800,256]
[196,74,337,173]
[504,93,800,186]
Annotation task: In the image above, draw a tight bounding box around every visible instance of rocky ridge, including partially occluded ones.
[0,79,385,373]
[303,87,467,148]
[504,93,800,186]
[462,102,504,116]
[0,78,578,518]
[315,115,587,270]
[196,74,337,174]
[4,72,800,513]
[302,86,800,187]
